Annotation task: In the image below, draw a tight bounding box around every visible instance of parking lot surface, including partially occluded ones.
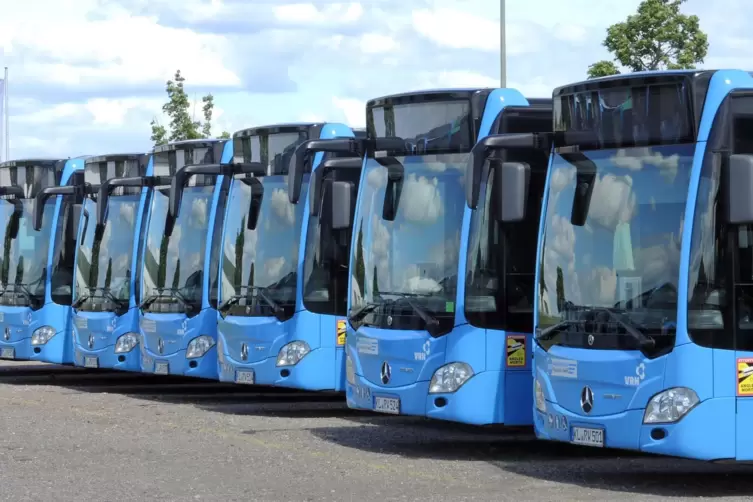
[0,361,751,501]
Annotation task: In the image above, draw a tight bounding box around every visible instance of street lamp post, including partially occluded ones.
[500,0,506,88]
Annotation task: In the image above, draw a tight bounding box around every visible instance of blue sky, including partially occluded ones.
[0,0,750,159]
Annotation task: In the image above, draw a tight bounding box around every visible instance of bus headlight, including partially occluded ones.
[643,387,700,424]
[346,352,355,385]
[186,335,215,359]
[429,362,473,394]
[114,333,139,353]
[31,326,56,346]
[276,341,310,366]
[535,379,546,413]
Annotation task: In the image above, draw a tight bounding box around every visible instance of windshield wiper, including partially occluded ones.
[73,287,127,310]
[218,285,284,321]
[537,306,655,350]
[0,283,39,306]
[348,302,384,326]
[139,287,195,313]
[377,291,441,336]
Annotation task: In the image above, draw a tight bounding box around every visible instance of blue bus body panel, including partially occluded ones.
[72,155,154,372]
[0,158,86,364]
[534,69,753,461]
[346,88,535,425]
[138,141,233,380]
[217,123,354,390]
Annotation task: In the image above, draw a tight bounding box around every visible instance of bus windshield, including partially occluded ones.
[141,186,213,313]
[349,155,465,328]
[0,199,55,305]
[220,175,307,317]
[75,195,140,311]
[537,144,694,340]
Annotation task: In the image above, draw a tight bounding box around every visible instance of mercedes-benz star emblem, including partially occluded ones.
[580,386,594,414]
[240,343,248,361]
[158,338,164,355]
[380,361,391,384]
[587,334,595,346]
[88,334,94,349]
[386,315,393,326]
[3,326,10,341]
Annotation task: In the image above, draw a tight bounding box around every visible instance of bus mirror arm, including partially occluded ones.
[33,185,77,232]
[560,152,597,227]
[727,154,753,224]
[465,133,549,210]
[288,138,364,205]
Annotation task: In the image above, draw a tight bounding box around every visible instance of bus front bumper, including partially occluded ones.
[141,345,218,380]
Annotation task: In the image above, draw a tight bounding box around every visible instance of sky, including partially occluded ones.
[0,0,750,159]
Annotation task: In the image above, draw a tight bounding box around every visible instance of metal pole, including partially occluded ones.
[3,67,8,161]
[500,0,506,88]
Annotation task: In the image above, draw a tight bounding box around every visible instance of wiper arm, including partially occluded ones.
[379,292,441,335]
[139,288,195,312]
[348,302,382,325]
[537,306,656,350]
[75,287,127,310]
[219,286,285,321]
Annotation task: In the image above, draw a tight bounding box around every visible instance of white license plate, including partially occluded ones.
[235,370,255,384]
[571,426,604,447]
[373,396,400,414]
[154,362,169,375]
[0,347,14,359]
[84,356,99,368]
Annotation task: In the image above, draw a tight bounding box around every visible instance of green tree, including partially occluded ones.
[150,69,230,146]
[104,258,112,289]
[171,259,181,290]
[354,223,365,292]
[372,266,379,296]
[14,256,23,285]
[587,0,708,79]
[157,234,169,289]
[233,218,245,294]
[556,266,565,312]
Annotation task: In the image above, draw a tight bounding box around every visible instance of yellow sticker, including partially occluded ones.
[506,334,526,368]
[738,358,753,396]
[336,319,347,346]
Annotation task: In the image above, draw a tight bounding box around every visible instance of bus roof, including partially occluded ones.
[552,70,718,97]
[153,139,224,154]
[0,158,64,168]
[233,122,322,138]
[85,153,147,165]
[367,88,497,108]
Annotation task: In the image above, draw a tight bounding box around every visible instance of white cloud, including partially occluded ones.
[270,188,295,225]
[611,147,680,183]
[400,173,443,224]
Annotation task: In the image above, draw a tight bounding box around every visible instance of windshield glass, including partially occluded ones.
[0,199,54,304]
[141,186,213,312]
[537,144,694,337]
[75,195,140,310]
[220,175,307,317]
[350,155,465,325]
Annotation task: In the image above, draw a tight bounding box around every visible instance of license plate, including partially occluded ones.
[84,356,99,368]
[571,426,604,447]
[154,362,169,375]
[235,370,254,384]
[0,347,13,359]
[373,396,400,414]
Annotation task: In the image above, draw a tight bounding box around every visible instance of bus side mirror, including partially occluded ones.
[727,154,753,224]
[66,203,84,241]
[331,181,353,230]
[8,206,20,240]
[493,162,530,222]
[246,178,264,231]
[466,133,543,210]
[288,138,362,204]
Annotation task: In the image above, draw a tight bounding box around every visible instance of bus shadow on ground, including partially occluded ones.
[495,451,753,498]
[0,362,378,421]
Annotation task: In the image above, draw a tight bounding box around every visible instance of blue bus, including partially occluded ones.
[5,157,87,364]
[65,153,152,371]
[294,89,551,424]
[519,69,753,461]
[214,123,359,389]
[96,139,225,378]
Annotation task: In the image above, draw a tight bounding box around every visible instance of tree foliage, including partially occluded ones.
[150,69,230,146]
[587,0,708,79]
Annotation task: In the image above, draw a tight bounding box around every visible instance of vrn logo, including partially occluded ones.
[624,363,646,386]
[414,341,431,361]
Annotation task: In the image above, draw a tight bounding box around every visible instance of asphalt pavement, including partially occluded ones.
[0,360,750,501]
